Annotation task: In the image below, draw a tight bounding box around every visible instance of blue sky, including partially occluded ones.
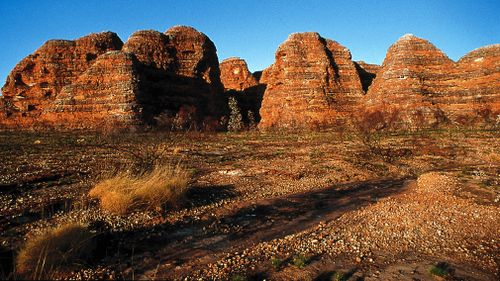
[0,0,499,91]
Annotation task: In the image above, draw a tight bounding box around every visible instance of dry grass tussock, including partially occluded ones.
[89,164,191,215]
[16,223,94,279]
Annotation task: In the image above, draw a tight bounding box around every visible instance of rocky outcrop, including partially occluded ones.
[219,57,265,127]
[0,32,123,123]
[0,26,228,130]
[258,32,364,129]
[365,34,456,128]
[325,40,365,97]
[1,28,498,131]
[367,34,454,99]
[365,34,499,128]
[148,26,227,129]
[122,30,174,71]
[450,45,500,124]
[42,51,141,129]
[165,26,223,90]
[220,57,259,91]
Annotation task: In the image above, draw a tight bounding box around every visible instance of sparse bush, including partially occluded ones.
[271,257,283,270]
[173,105,197,131]
[350,107,412,162]
[89,164,191,215]
[332,271,347,281]
[90,133,172,173]
[292,254,308,269]
[231,274,247,281]
[127,142,171,172]
[429,262,451,277]
[350,109,389,156]
[247,110,257,129]
[16,223,94,279]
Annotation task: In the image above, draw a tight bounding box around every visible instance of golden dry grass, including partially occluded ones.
[16,223,94,279]
[89,164,190,215]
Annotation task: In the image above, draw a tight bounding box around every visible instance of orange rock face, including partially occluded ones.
[165,26,223,91]
[1,28,498,131]
[1,32,123,123]
[0,26,228,130]
[158,26,227,129]
[364,34,454,128]
[220,57,258,91]
[122,30,174,71]
[42,51,141,129]
[450,45,500,124]
[258,32,364,129]
[365,34,499,128]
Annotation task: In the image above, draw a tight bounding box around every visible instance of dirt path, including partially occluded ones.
[107,178,411,279]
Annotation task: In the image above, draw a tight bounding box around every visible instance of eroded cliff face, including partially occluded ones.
[119,27,228,129]
[220,57,259,91]
[258,32,364,129]
[161,26,227,129]
[122,30,174,71]
[364,34,454,128]
[450,45,500,125]
[0,26,228,130]
[365,34,499,129]
[165,26,223,91]
[0,32,123,126]
[42,51,141,129]
[0,29,497,131]
[219,57,265,127]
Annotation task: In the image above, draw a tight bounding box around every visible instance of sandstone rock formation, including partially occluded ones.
[42,51,141,129]
[220,57,265,127]
[165,26,223,91]
[122,30,174,71]
[0,32,123,126]
[0,26,228,130]
[1,28,498,131]
[451,44,500,124]
[155,26,227,129]
[258,32,364,129]
[365,34,499,128]
[220,57,259,91]
[94,26,227,129]
[364,34,454,128]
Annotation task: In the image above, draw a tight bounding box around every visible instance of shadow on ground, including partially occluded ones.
[98,177,412,278]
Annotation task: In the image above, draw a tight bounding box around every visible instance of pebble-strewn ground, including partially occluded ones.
[0,129,498,280]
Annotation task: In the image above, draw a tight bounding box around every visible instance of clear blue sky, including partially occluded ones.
[0,0,499,92]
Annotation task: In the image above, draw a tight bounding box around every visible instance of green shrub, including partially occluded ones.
[271,257,283,270]
[333,271,347,281]
[231,274,247,281]
[429,262,451,277]
[292,254,308,269]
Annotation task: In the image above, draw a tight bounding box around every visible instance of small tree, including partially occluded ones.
[351,107,404,162]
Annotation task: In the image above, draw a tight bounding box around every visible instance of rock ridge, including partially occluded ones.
[1,29,498,131]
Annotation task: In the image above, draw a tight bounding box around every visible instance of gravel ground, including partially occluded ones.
[191,172,499,280]
[0,130,498,280]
